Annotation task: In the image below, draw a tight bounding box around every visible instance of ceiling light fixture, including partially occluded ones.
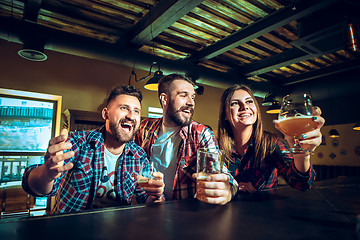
[329,128,340,138]
[262,93,276,106]
[195,85,204,95]
[128,61,163,91]
[17,0,47,61]
[144,69,163,91]
[187,74,204,95]
[327,87,340,138]
[128,19,164,91]
[353,122,360,131]
[18,37,47,61]
[262,93,281,114]
[266,102,281,114]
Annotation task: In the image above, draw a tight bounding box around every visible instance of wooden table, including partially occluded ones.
[1,177,359,240]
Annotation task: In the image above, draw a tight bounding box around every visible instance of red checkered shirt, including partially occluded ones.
[227,137,316,191]
[135,118,238,200]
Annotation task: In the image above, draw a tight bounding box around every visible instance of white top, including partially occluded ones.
[93,147,121,208]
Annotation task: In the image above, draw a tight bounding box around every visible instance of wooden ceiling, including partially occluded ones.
[1,0,360,100]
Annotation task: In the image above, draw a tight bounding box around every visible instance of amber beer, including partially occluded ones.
[278,115,317,137]
[196,172,212,193]
[196,172,212,180]
[138,176,151,188]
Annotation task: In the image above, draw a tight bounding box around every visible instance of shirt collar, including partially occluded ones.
[160,118,193,140]
[86,126,105,150]
[123,142,135,156]
[231,138,255,157]
[178,122,190,141]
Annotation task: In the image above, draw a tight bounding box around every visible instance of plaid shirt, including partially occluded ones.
[135,118,238,200]
[227,137,315,191]
[22,127,150,213]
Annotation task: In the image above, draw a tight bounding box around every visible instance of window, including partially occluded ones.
[147,106,163,118]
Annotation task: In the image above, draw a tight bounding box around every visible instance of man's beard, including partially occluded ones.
[167,100,194,127]
[109,119,139,144]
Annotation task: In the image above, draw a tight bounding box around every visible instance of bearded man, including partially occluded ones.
[135,74,238,205]
[23,85,164,213]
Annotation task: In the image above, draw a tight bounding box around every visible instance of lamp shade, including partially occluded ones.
[353,122,360,131]
[144,70,163,91]
[329,128,340,138]
[266,102,281,114]
[196,85,204,95]
[18,38,47,61]
[262,93,276,106]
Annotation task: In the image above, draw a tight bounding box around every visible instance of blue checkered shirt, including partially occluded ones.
[22,127,150,213]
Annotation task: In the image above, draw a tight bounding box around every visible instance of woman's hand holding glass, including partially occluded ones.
[137,161,165,203]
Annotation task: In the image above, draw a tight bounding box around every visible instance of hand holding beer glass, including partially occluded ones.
[277,93,317,154]
[197,148,224,177]
[196,148,224,194]
[195,148,233,205]
[137,161,164,203]
[137,160,155,189]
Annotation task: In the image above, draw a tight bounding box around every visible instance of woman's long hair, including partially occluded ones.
[218,84,276,167]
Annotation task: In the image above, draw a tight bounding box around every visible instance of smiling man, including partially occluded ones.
[22,85,164,214]
[135,74,238,204]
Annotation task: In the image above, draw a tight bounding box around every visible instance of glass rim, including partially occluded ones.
[282,93,312,100]
[197,148,224,153]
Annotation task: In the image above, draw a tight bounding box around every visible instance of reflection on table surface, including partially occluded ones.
[1,177,360,240]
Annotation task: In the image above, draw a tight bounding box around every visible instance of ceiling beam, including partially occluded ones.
[185,0,339,62]
[241,48,316,76]
[123,0,205,46]
[0,16,279,97]
[241,23,345,77]
[282,58,360,86]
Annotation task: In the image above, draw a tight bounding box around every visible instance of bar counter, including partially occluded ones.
[1,177,359,240]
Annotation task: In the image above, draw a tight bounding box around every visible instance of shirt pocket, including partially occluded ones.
[121,171,137,202]
[70,162,92,193]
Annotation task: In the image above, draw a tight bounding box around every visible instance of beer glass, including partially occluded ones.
[137,160,154,188]
[278,93,316,154]
[196,148,225,180]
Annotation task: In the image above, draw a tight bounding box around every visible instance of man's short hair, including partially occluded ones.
[157,74,194,99]
[107,85,143,106]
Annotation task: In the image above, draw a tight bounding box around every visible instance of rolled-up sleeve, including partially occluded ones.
[274,139,316,191]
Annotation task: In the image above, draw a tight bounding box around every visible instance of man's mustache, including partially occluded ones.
[119,118,136,126]
[178,106,194,114]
